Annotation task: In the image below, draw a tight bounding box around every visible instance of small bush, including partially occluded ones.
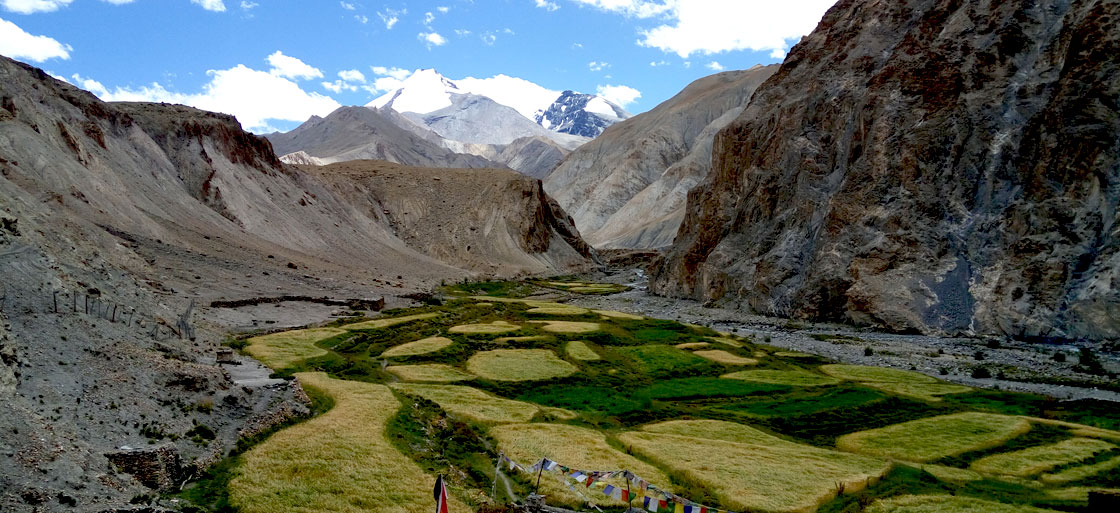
[864,346,874,356]
[1052,351,1066,363]
[972,367,992,379]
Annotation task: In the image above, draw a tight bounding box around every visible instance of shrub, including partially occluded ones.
[864,347,874,356]
[972,367,991,379]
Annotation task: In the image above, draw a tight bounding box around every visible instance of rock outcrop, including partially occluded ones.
[545,66,777,248]
[652,0,1120,340]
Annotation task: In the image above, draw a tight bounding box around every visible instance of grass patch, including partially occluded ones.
[675,342,711,350]
[721,369,842,387]
[380,336,453,358]
[1040,452,1120,484]
[716,387,884,419]
[228,372,470,513]
[707,337,743,348]
[387,364,475,382]
[692,350,758,365]
[491,423,671,509]
[774,351,819,358]
[836,412,1032,463]
[516,385,648,417]
[641,419,795,446]
[531,320,602,333]
[342,312,440,330]
[640,378,790,400]
[864,494,1057,513]
[618,345,713,376]
[466,349,578,381]
[619,429,890,512]
[864,382,974,402]
[820,364,938,384]
[526,305,591,315]
[244,328,345,369]
[970,438,1115,477]
[565,341,600,361]
[593,309,644,320]
[449,321,522,334]
[915,464,983,483]
[389,383,539,423]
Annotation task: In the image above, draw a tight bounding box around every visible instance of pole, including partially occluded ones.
[534,459,545,495]
[53,291,58,313]
[627,479,632,511]
[491,452,502,501]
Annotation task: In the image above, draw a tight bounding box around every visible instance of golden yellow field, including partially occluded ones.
[526,305,591,315]
[915,464,982,483]
[449,320,521,334]
[674,342,711,350]
[466,349,578,381]
[707,336,743,347]
[774,351,817,358]
[864,494,1058,513]
[641,419,798,447]
[820,364,938,384]
[970,437,1115,476]
[244,327,345,369]
[380,336,453,357]
[720,369,842,386]
[389,383,540,423]
[1041,454,1120,484]
[229,372,470,513]
[836,412,1031,462]
[530,320,601,333]
[493,335,552,343]
[490,423,672,509]
[386,364,475,382]
[564,341,600,361]
[342,312,440,330]
[693,350,758,365]
[620,420,890,513]
[593,309,643,320]
[862,382,973,402]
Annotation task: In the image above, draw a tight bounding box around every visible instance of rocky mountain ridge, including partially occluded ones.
[545,66,778,248]
[652,0,1120,340]
[0,54,595,510]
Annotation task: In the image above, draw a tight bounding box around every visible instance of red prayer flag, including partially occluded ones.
[434,475,448,513]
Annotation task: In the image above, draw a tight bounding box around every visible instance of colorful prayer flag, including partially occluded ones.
[675,501,684,513]
[644,496,656,512]
[620,489,629,501]
[603,485,615,497]
[433,475,449,513]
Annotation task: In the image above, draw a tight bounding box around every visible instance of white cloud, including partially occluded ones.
[338,69,366,82]
[480,32,496,45]
[377,8,403,29]
[355,14,368,23]
[639,0,835,58]
[266,51,323,80]
[240,1,257,9]
[706,61,724,71]
[424,11,434,25]
[0,17,71,61]
[436,6,448,13]
[371,66,411,80]
[103,0,135,5]
[339,1,354,10]
[191,0,226,12]
[74,63,339,133]
[365,66,411,94]
[571,0,671,18]
[418,31,447,47]
[1,0,72,14]
[596,84,640,108]
[322,81,357,93]
[588,61,609,72]
[649,59,669,67]
[454,28,471,36]
[534,0,559,11]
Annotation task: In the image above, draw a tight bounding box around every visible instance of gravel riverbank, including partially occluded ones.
[567,269,1120,402]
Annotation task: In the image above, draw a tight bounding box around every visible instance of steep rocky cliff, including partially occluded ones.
[545,66,777,248]
[652,0,1120,340]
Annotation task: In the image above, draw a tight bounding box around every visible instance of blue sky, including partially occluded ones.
[1,0,837,132]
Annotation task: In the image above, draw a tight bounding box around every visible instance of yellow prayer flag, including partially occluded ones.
[674,502,684,513]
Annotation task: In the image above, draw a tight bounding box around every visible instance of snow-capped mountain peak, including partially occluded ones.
[367,68,462,114]
[367,69,630,139]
